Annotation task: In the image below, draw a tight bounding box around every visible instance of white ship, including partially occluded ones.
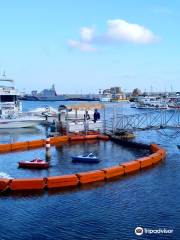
[0,74,44,128]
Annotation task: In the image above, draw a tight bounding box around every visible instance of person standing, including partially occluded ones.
[84,110,90,133]
[84,110,90,121]
[93,109,100,123]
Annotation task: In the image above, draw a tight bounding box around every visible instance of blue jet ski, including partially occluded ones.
[72,153,100,163]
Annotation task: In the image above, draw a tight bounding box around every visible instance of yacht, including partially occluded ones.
[0,75,44,128]
[133,96,168,110]
[168,96,180,109]
[0,77,22,117]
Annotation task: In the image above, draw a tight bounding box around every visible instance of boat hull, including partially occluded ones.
[0,119,43,129]
[18,162,49,169]
[72,157,100,163]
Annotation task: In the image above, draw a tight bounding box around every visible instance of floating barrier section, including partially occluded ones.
[69,136,85,141]
[0,138,167,193]
[11,142,29,151]
[97,135,109,141]
[120,160,141,174]
[77,170,105,184]
[0,178,10,192]
[102,166,124,179]
[10,178,45,191]
[28,139,45,149]
[137,156,153,169]
[50,136,69,145]
[47,175,79,189]
[84,135,99,140]
[0,144,11,153]
[149,152,162,164]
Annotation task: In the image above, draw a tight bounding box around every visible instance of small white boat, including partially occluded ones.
[28,107,59,117]
[0,115,45,129]
[130,103,137,108]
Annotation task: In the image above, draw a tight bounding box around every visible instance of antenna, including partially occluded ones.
[0,70,14,83]
[2,69,6,78]
[170,84,173,93]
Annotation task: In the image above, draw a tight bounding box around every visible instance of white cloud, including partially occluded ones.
[67,39,96,52]
[106,19,157,44]
[80,27,95,42]
[68,19,158,52]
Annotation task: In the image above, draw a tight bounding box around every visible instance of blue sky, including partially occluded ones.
[0,0,179,93]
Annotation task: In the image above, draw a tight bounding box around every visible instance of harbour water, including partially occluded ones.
[0,101,180,239]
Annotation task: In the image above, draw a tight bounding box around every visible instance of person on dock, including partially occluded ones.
[84,110,90,133]
[93,109,100,123]
[84,110,90,121]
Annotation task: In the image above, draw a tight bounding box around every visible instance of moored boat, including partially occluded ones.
[0,115,45,129]
[72,153,100,163]
[18,158,49,169]
[28,106,59,117]
[0,74,45,128]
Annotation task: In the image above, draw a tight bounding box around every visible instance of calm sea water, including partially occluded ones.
[0,101,180,240]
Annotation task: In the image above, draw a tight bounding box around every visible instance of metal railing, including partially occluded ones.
[105,110,180,133]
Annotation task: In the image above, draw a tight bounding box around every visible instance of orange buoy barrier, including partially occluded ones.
[0,178,10,192]
[28,139,45,149]
[0,134,109,154]
[76,170,105,184]
[149,152,162,164]
[150,143,161,153]
[136,156,153,169]
[102,166,124,179]
[10,178,45,191]
[69,136,85,141]
[47,175,79,189]
[50,136,69,145]
[0,141,167,193]
[84,135,98,140]
[0,144,11,153]
[11,142,29,151]
[87,131,100,135]
[120,160,141,174]
[157,149,166,159]
[97,135,110,140]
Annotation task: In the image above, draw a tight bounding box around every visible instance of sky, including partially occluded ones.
[0,0,180,94]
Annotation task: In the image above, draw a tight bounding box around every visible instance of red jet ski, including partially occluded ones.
[18,158,49,169]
